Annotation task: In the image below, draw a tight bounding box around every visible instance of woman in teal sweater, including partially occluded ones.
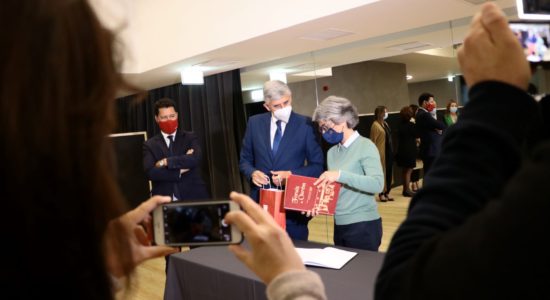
[312,96,385,251]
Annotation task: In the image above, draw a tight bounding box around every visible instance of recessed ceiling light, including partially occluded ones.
[387,41,432,51]
[300,28,355,41]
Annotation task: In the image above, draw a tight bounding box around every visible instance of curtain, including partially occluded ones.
[115,69,247,198]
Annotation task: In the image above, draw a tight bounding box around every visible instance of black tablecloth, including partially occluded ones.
[164,240,385,300]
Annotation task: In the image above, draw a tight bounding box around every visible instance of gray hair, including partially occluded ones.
[263,80,291,103]
[312,96,359,129]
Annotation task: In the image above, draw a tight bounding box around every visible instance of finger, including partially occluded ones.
[134,226,150,246]
[224,210,260,236]
[126,196,171,223]
[228,244,252,267]
[229,191,273,225]
[139,246,180,262]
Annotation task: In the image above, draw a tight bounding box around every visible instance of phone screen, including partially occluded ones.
[510,22,550,62]
[162,202,233,244]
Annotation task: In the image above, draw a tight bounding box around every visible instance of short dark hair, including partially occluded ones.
[418,92,434,106]
[154,98,177,116]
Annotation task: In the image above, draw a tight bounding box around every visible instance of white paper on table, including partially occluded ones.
[295,247,357,269]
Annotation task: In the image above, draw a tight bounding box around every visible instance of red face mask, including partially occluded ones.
[158,118,178,134]
[426,102,436,112]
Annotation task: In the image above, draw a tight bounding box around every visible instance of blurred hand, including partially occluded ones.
[458,2,530,90]
[313,171,340,187]
[154,158,167,168]
[186,149,194,155]
[270,170,291,186]
[251,170,269,187]
[105,196,179,278]
[301,207,320,218]
[225,192,305,284]
[180,169,189,175]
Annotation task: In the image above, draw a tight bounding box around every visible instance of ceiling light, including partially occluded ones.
[406,75,413,80]
[269,71,287,83]
[448,75,454,82]
[181,67,204,85]
[250,89,264,102]
[387,41,433,51]
[300,28,355,41]
[293,68,332,77]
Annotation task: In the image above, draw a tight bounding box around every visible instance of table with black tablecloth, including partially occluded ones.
[164,240,385,300]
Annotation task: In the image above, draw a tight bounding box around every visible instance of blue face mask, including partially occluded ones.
[322,128,344,144]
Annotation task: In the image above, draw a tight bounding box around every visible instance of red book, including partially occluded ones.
[284,174,341,215]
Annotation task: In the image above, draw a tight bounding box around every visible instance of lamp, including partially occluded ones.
[269,71,287,83]
[181,67,204,85]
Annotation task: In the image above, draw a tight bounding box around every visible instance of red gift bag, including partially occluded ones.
[259,187,286,230]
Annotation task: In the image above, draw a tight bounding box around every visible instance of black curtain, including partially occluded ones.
[115,69,247,199]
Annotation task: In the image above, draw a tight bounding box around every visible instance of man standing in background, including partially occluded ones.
[416,93,446,175]
[143,98,209,201]
[239,80,324,240]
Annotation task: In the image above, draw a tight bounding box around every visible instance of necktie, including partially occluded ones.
[272,120,282,155]
[167,135,180,200]
[167,135,174,155]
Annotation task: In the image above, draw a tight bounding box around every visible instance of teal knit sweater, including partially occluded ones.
[328,134,384,225]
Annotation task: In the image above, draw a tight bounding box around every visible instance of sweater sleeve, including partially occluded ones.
[266,270,327,300]
[375,81,545,299]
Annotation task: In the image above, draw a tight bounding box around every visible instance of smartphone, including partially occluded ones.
[509,21,550,63]
[153,200,243,246]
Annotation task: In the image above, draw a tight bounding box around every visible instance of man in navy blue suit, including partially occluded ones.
[415,92,446,176]
[239,80,324,240]
[143,98,209,201]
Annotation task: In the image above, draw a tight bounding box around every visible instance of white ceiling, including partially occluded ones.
[119,0,518,92]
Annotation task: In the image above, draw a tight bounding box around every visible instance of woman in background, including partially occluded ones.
[1,1,178,298]
[370,106,394,201]
[395,106,418,197]
[312,96,384,251]
[409,104,421,192]
[444,99,459,126]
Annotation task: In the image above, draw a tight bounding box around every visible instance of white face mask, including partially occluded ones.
[383,112,388,120]
[450,106,458,113]
[273,105,292,123]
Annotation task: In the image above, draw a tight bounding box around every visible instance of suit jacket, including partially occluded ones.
[415,108,446,159]
[239,111,324,201]
[143,130,209,200]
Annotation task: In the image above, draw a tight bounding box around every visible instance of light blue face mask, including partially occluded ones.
[322,128,344,144]
[450,106,458,113]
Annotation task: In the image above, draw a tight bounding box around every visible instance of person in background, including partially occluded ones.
[311,96,384,251]
[370,106,394,201]
[143,98,210,201]
[0,0,178,298]
[408,104,421,192]
[415,93,446,175]
[239,80,324,240]
[395,106,418,197]
[376,2,550,298]
[443,99,459,126]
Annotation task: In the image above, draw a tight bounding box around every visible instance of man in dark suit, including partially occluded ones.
[415,92,446,175]
[239,80,324,240]
[143,98,209,201]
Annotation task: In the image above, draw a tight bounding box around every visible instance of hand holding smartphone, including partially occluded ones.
[153,200,243,247]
